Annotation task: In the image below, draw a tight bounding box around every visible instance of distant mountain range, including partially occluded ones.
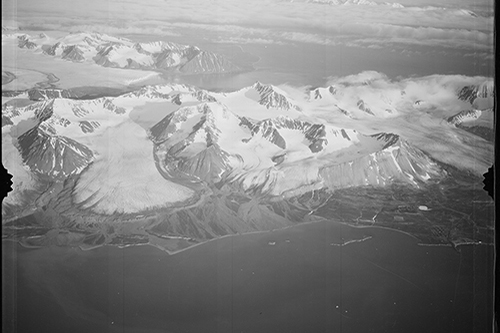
[6,32,240,75]
[309,0,403,7]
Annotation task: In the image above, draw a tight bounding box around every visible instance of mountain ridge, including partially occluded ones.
[5,31,241,75]
[2,77,493,219]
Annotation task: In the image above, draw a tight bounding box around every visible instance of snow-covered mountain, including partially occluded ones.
[8,32,240,75]
[253,82,303,111]
[2,74,494,252]
[447,108,494,142]
[3,75,494,220]
[17,125,93,179]
[309,85,337,100]
[17,35,37,49]
[447,109,482,125]
[457,81,494,105]
[148,99,444,197]
[307,84,397,118]
[28,88,79,101]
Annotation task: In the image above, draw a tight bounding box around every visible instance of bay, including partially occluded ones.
[2,220,493,333]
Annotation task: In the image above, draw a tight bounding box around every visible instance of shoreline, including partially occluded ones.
[342,223,421,241]
[146,219,323,256]
[3,217,492,255]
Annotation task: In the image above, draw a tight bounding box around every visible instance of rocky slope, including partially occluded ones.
[149,100,446,198]
[447,109,483,125]
[2,78,493,251]
[17,125,93,179]
[447,108,494,142]
[457,81,495,105]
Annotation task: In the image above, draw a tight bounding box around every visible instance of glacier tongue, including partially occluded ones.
[5,77,479,217]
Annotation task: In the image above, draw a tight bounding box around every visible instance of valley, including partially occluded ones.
[3,169,493,254]
[1,31,495,257]
[1,0,495,330]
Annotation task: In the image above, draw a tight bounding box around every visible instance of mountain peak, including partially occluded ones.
[251,82,302,111]
[20,31,238,75]
[457,81,494,105]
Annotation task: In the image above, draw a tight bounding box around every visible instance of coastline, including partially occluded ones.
[3,216,491,256]
[342,223,421,241]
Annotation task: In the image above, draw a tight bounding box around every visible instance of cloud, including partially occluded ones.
[318,71,494,174]
[67,25,180,37]
[339,22,492,45]
[280,32,338,45]
[327,70,390,85]
[326,71,492,100]
[6,0,494,55]
[215,37,286,45]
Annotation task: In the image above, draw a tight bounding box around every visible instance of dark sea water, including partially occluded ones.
[122,32,494,93]
[155,41,495,93]
[2,221,493,333]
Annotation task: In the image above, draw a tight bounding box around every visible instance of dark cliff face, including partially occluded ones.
[254,117,329,153]
[150,104,234,183]
[149,111,178,144]
[32,100,55,122]
[239,116,328,153]
[93,46,118,67]
[2,115,14,127]
[254,119,287,149]
[28,89,78,101]
[78,120,100,133]
[17,126,93,180]
[357,99,374,115]
[447,109,494,142]
[457,83,494,104]
[447,109,481,125]
[148,97,446,198]
[175,145,232,183]
[61,45,86,62]
[154,50,182,69]
[18,38,37,49]
[253,82,302,111]
[45,42,62,56]
[320,135,445,189]
[371,132,400,149]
